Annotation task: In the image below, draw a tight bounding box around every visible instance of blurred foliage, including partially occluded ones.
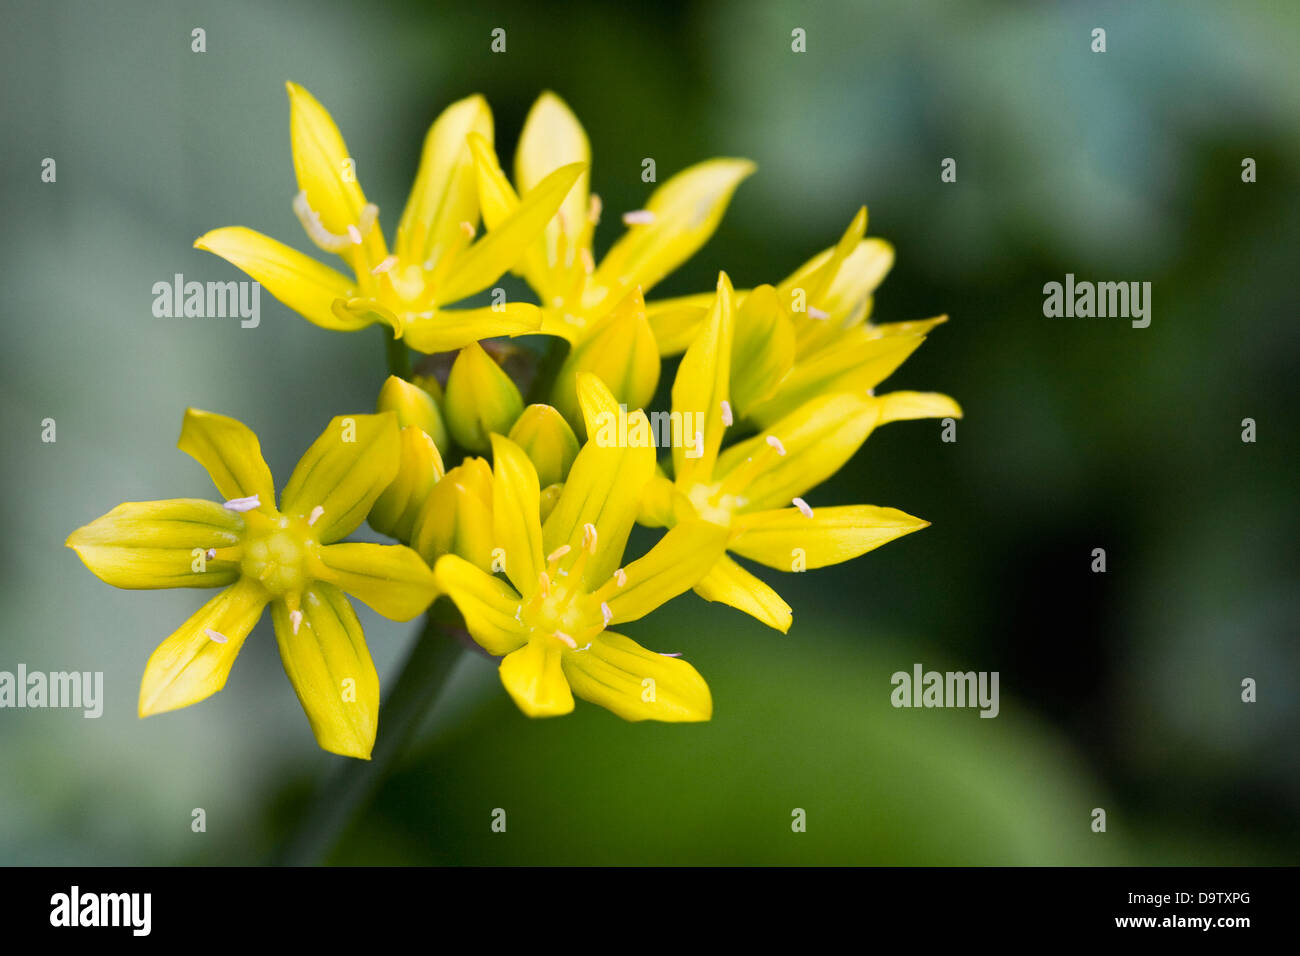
[1,0,1296,864]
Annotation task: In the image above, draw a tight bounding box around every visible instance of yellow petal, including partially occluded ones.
[368,425,444,542]
[636,470,679,528]
[561,631,711,722]
[693,555,792,633]
[516,91,591,277]
[138,577,267,717]
[316,541,439,621]
[592,158,755,301]
[715,393,880,512]
[411,457,495,571]
[671,272,734,486]
[432,161,587,304]
[489,434,544,598]
[401,302,542,354]
[286,82,372,243]
[280,413,400,543]
[467,133,555,292]
[595,520,728,624]
[499,638,574,718]
[872,390,964,424]
[271,584,379,759]
[433,553,527,656]
[867,315,949,338]
[542,374,655,589]
[442,342,525,452]
[395,94,493,268]
[731,505,929,570]
[177,409,276,513]
[507,404,580,487]
[194,227,361,330]
[67,499,244,589]
[552,286,660,436]
[730,284,795,415]
[644,292,714,356]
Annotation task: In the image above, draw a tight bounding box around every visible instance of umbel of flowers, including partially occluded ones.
[67,85,960,759]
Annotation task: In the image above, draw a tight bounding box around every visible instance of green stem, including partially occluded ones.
[384,326,413,380]
[273,605,466,865]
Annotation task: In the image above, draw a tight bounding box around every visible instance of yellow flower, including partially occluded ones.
[194,83,587,353]
[640,273,932,633]
[646,206,962,427]
[434,374,727,720]
[66,409,438,759]
[468,91,754,411]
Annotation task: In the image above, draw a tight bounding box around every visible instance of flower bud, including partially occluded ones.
[506,404,579,487]
[443,342,524,452]
[377,375,448,454]
[410,457,495,571]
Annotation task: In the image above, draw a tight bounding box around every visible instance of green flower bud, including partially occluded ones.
[443,342,524,452]
[410,457,495,571]
[506,404,579,487]
[377,375,448,455]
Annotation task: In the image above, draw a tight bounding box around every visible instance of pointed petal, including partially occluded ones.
[177,409,276,513]
[542,374,655,589]
[401,303,542,354]
[286,82,370,239]
[280,413,400,542]
[368,425,445,542]
[716,393,880,511]
[395,94,493,267]
[872,390,963,424]
[194,227,362,330]
[644,292,714,356]
[138,578,267,716]
[562,631,711,722]
[271,584,378,759]
[67,499,244,589]
[507,404,580,488]
[499,639,574,718]
[693,555,792,633]
[671,272,734,486]
[595,520,728,624]
[592,158,755,300]
[433,553,527,656]
[731,505,929,570]
[411,458,496,571]
[432,162,586,304]
[636,471,679,528]
[316,542,438,621]
[489,434,545,598]
[516,91,591,276]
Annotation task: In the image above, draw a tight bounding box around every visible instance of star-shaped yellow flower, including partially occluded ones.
[468,91,754,418]
[66,409,438,758]
[195,83,585,352]
[435,374,727,720]
[639,273,933,633]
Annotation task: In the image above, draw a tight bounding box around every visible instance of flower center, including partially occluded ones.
[240,514,317,598]
[518,524,607,650]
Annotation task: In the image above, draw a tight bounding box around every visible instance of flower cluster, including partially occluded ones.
[67,85,959,758]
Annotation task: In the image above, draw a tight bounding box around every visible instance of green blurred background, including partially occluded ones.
[2,0,1296,864]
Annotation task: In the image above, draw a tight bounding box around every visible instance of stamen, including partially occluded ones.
[622,209,655,226]
[720,400,734,427]
[308,506,325,527]
[204,628,228,644]
[546,544,571,566]
[553,630,577,649]
[370,255,398,275]
[808,305,830,320]
[346,224,363,245]
[459,220,476,240]
[289,610,303,635]
[658,651,683,658]
[538,571,551,598]
[223,494,261,512]
[601,601,613,626]
[793,497,814,518]
[205,548,216,561]
[580,247,595,274]
[587,194,602,224]
[582,522,598,553]
[614,568,627,587]
[765,435,787,457]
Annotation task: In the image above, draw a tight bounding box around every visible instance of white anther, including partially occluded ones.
[547,544,571,564]
[614,568,627,587]
[622,210,655,226]
[808,306,830,320]
[205,548,216,561]
[459,220,476,240]
[601,601,613,626]
[346,224,363,245]
[290,610,303,635]
[582,522,598,552]
[793,497,814,518]
[580,247,595,274]
[204,628,228,644]
[588,194,602,224]
[720,400,733,427]
[370,256,399,275]
[658,651,683,658]
[308,506,324,527]
[765,435,787,457]
[223,494,261,512]
[553,630,577,649]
